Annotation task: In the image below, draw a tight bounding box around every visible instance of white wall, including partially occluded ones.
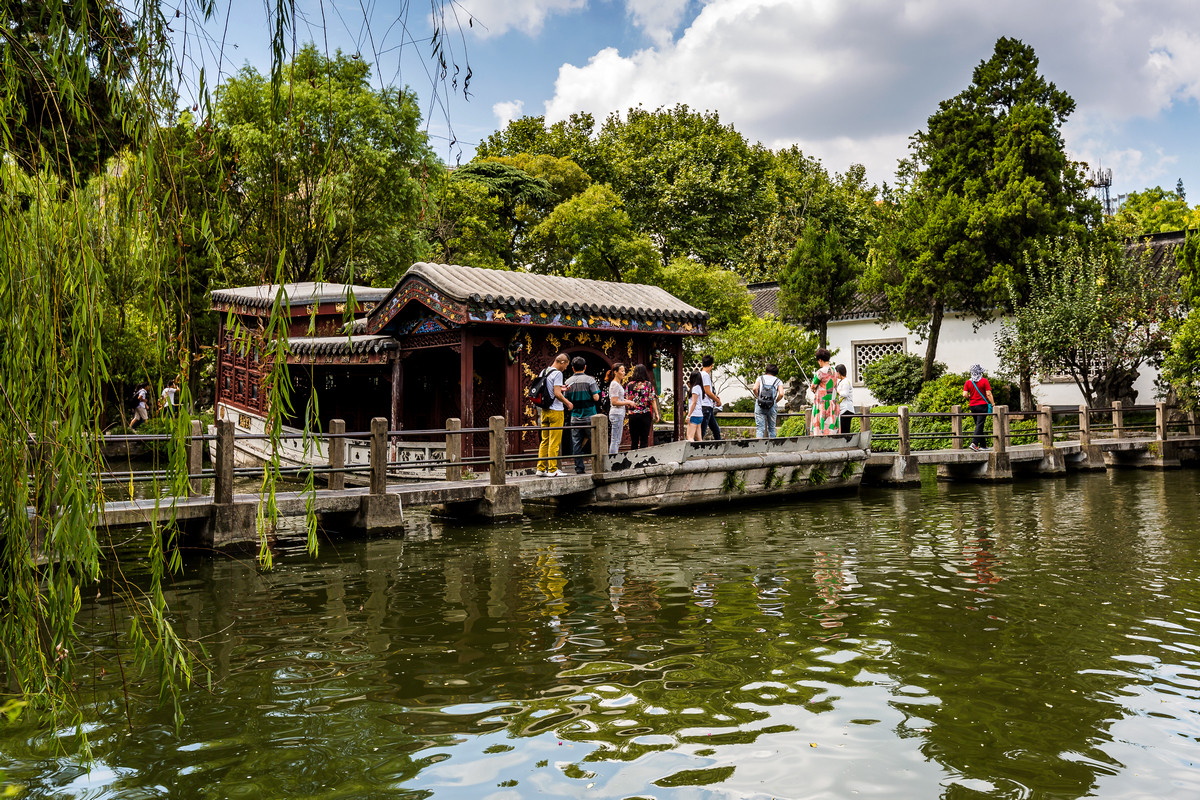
[826,313,1159,408]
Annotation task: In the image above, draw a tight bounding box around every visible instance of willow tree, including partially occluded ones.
[0,0,467,740]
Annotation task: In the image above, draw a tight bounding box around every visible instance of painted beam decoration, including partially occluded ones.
[466,303,703,334]
[367,280,469,334]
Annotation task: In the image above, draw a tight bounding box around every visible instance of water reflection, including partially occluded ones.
[4,471,1200,799]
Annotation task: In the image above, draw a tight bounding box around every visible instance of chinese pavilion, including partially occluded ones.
[212,264,708,455]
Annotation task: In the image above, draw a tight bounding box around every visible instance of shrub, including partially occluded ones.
[728,396,756,413]
[865,404,1039,452]
[778,414,807,437]
[862,353,944,405]
[914,373,969,413]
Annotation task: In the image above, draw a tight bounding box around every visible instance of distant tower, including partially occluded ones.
[1090,167,1114,216]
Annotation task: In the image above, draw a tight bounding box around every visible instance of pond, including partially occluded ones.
[4,468,1200,799]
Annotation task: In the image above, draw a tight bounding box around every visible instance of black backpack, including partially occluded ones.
[527,367,556,410]
[757,376,779,410]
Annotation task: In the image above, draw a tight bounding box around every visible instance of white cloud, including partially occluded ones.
[492,99,526,129]
[542,0,1200,187]
[456,0,587,38]
[625,0,692,46]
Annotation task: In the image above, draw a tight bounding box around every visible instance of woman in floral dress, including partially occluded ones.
[809,347,841,436]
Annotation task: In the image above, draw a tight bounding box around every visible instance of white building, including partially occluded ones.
[744,230,1186,409]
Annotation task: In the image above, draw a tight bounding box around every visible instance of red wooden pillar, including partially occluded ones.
[390,355,403,433]
[671,338,685,442]
[460,329,475,455]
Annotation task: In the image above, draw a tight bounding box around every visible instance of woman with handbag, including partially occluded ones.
[962,363,996,451]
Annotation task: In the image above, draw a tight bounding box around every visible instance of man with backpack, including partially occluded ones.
[752,363,783,438]
[535,353,572,476]
[128,382,151,430]
[564,356,601,474]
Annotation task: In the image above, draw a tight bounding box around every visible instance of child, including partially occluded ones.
[686,371,704,442]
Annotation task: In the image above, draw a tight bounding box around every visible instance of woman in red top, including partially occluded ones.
[962,364,996,451]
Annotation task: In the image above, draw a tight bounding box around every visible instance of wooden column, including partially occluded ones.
[1038,405,1053,449]
[671,339,684,443]
[897,406,911,457]
[950,405,962,450]
[188,419,203,496]
[460,331,475,454]
[993,405,1008,454]
[369,417,388,496]
[488,415,506,486]
[446,417,462,480]
[328,419,345,492]
[390,356,403,433]
[214,419,235,504]
[1112,400,1124,439]
[591,413,609,475]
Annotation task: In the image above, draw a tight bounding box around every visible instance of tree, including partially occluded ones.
[708,315,816,392]
[778,223,860,347]
[654,257,752,332]
[868,38,1101,393]
[475,112,609,185]
[1162,231,1200,410]
[995,240,1175,406]
[525,184,659,281]
[597,104,774,269]
[1114,186,1200,235]
[216,45,435,285]
[0,0,138,179]
[424,177,509,270]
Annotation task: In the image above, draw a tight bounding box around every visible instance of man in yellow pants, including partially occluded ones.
[537,353,573,476]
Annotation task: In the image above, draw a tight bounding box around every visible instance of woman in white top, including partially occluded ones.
[686,371,704,442]
[605,363,632,454]
[836,364,855,434]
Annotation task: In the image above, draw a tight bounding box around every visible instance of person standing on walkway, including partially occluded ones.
[536,353,572,476]
[564,357,600,474]
[752,363,783,438]
[963,364,996,451]
[836,364,855,434]
[686,371,705,442]
[808,348,840,436]
[605,363,632,455]
[699,354,722,440]
[624,364,660,450]
[160,379,179,414]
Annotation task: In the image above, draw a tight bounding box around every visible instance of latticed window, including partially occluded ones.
[852,339,906,384]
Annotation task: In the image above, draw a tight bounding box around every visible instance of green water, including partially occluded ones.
[4,469,1200,799]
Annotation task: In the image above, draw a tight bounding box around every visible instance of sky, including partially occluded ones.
[175,0,1200,204]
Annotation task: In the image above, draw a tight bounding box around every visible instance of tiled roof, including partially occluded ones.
[398,263,709,323]
[212,282,391,309]
[286,335,397,356]
[748,281,885,322]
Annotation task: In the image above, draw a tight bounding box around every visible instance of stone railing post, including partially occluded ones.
[1038,405,1054,449]
[1078,404,1090,447]
[992,405,1008,455]
[1189,410,1198,437]
[488,415,507,486]
[860,405,872,434]
[446,418,462,481]
[951,404,963,450]
[897,406,911,457]
[214,419,235,504]
[328,419,345,492]
[369,417,388,496]
[1156,401,1167,441]
[188,419,204,496]
[1112,400,1125,439]
[591,413,609,475]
